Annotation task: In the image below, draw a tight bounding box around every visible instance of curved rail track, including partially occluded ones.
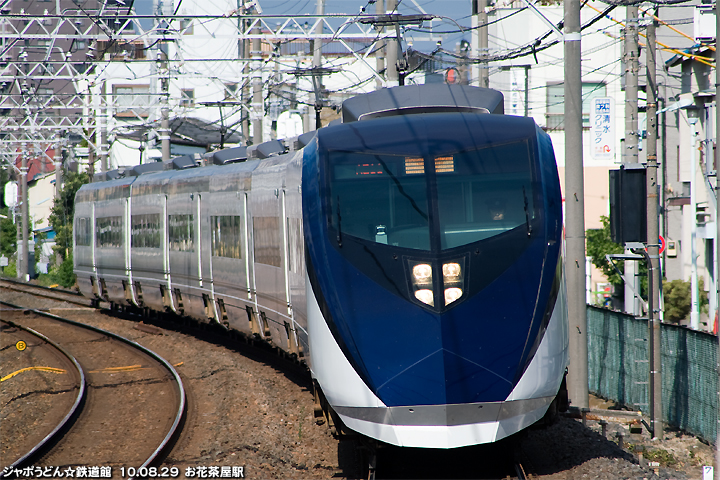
[0,299,186,477]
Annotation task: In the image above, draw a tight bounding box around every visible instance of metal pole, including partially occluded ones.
[564,0,589,409]
[645,17,663,439]
[624,6,640,316]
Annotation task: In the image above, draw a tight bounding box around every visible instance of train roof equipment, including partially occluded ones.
[341,84,504,123]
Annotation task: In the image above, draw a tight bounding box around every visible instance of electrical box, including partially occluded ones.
[609,165,647,245]
[667,240,678,258]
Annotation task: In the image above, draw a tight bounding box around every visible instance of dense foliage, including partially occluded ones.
[586,215,625,289]
[48,171,89,260]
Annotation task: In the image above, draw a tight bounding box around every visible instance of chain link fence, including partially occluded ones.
[587,305,718,443]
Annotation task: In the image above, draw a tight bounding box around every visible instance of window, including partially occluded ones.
[96,216,123,248]
[546,82,607,130]
[180,89,194,107]
[253,217,281,267]
[131,213,161,248]
[76,217,91,246]
[287,217,303,273]
[168,214,194,252]
[211,215,242,259]
[113,84,150,118]
[327,142,535,251]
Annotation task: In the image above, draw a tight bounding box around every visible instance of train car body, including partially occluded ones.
[74,84,568,450]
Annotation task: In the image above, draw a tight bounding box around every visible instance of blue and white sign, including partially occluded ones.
[590,97,615,160]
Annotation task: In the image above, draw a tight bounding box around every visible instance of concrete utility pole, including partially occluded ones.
[20,152,28,281]
[645,17,663,440]
[476,0,489,88]
[313,0,325,128]
[716,0,720,474]
[251,22,263,144]
[385,0,399,87]
[242,13,250,145]
[624,6,640,316]
[100,81,108,172]
[54,141,62,199]
[375,0,385,90]
[564,0,588,409]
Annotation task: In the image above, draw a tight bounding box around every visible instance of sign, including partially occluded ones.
[590,97,615,160]
[4,181,17,208]
[659,235,666,255]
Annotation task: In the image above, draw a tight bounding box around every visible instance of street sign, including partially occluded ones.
[590,97,615,160]
[659,235,666,254]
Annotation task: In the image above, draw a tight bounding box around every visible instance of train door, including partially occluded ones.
[167,192,204,320]
[248,183,290,343]
[204,190,248,330]
[124,195,139,307]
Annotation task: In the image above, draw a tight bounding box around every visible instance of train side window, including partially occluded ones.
[96,216,124,248]
[168,214,194,252]
[253,216,282,267]
[287,217,303,273]
[131,213,161,249]
[75,217,91,246]
[211,215,242,259]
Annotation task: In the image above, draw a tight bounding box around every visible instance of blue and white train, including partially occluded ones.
[74,84,569,449]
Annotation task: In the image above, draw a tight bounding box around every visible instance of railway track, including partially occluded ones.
[0,279,92,309]
[0,299,186,478]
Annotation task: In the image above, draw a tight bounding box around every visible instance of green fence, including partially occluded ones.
[587,305,718,443]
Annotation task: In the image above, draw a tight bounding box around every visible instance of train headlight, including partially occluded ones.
[442,263,461,280]
[415,289,434,306]
[444,287,463,305]
[412,264,432,285]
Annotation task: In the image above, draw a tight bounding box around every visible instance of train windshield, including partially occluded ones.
[328,140,534,251]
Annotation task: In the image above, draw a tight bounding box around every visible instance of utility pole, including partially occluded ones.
[241,11,250,145]
[385,0,399,87]
[645,16,663,440]
[251,22,263,144]
[100,81,108,172]
[477,0,489,88]
[715,0,720,474]
[375,0,385,90]
[624,6,640,315]
[20,150,28,281]
[54,140,62,199]
[564,0,588,409]
[313,0,325,128]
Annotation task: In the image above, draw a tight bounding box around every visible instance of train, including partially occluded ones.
[74,84,569,450]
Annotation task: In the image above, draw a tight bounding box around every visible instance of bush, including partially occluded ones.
[2,259,16,278]
[662,277,709,323]
[46,254,75,288]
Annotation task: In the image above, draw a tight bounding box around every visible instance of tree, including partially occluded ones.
[48,171,89,260]
[0,207,16,258]
[586,215,624,289]
[586,215,648,302]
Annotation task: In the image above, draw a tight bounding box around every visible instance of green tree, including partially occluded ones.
[0,206,16,257]
[48,171,89,260]
[586,215,624,289]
